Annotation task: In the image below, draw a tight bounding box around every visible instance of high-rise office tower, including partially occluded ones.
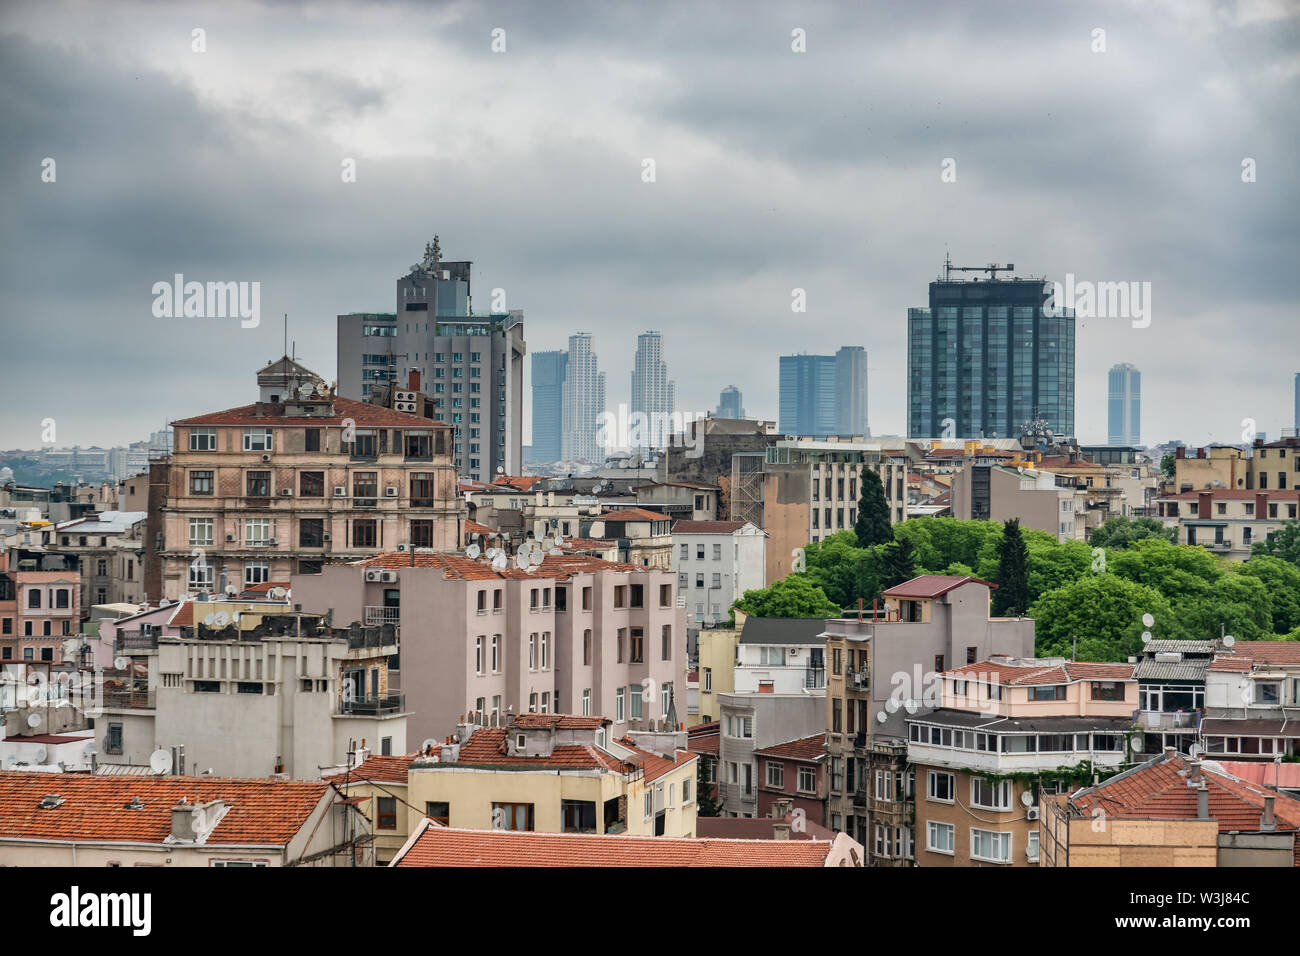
[835,346,869,437]
[631,331,675,448]
[530,350,568,462]
[716,386,745,419]
[336,238,526,483]
[1107,363,1141,446]
[907,260,1075,439]
[1294,372,1299,434]
[778,349,867,437]
[561,333,606,462]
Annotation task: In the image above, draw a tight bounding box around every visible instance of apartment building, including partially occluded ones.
[94,603,404,778]
[324,750,415,864]
[951,463,1092,541]
[908,656,1137,867]
[292,551,687,747]
[51,510,147,608]
[1156,489,1300,560]
[1132,639,1217,758]
[591,508,674,568]
[634,481,719,522]
[148,357,462,601]
[692,625,740,725]
[1201,642,1300,760]
[756,438,908,583]
[754,733,827,824]
[1041,750,1300,867]
[1244,435,1300,491]
[822,575,1035,862]
[1172,444,1248,492]
[405,713,697,837]
[0,547,81,668]
[672,520,766,627]
[0,772,372,867]
[717,617,828,818]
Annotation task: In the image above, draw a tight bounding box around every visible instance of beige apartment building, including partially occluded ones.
[406,713,697,837]
[951,463,1094,541]
[907,656,1136,867]
[95,603,405,778]
[1156,488,1300,560]
[1172,444,1248,493]
[146,357,463,601]
[1244,436,1300,491]
[292,551,687,747]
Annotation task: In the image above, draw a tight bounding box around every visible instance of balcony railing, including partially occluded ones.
[340,693,404,716]
[101,689,156,710]
[1138,710,1198,729]
[117,632,159,650]
[804,666,826,690]
[363,606,400,626]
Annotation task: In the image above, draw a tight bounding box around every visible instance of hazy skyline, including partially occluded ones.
[2,0,1297,451]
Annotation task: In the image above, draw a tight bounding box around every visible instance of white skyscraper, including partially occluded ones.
[631,331,675,449]
[561,333,605,462]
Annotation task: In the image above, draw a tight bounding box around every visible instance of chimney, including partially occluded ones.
[1256,492,1268,518]
[1163,746,1176,761]
[171,800,197,841]
[1176,446,1185,460]
[407,369,421,392]
[1187,759,1202,784]
[1261,795,1277,832]
[1197,447,1206,460]
[772,821,791,840]
[1197,491,1212,519]
[1196,781,1210,820]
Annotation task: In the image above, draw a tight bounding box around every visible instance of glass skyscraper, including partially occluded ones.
[907,272,1074,439]
[1107,363,1141,446]
[529,350,567,462]
[778,354,837,436]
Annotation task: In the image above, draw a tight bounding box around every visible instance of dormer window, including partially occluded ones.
[515,733,526,750]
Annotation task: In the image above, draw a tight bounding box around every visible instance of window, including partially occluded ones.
[491,635,500,672]
[189,518,213,547]
[797,766,817,793]
[659,584,671,607]
[970,828,1012,863]
[243,428,273,452]
[582,629,591,665]
[712,543,722,560]
[970,777,1011,810]
[304,428,321,452]
[1254,681,1282,705]
[661,624,672,660]
[189,428,217,451]
[425,802,450,826]
[106,722,123,754]
[927,771,954,802]
[409,473,437,507]
[629,628,644,663]
[616,687,626,722]
[352,519,377,548]
[680,543,689,561]
[299,471,325,497]
[246,471,271,497]
[189,470,213,495]
[353,472,378,501]
[1090,681,1122,701]
[581,688,591,716]
[493,803,534,831]
[765,760,785,789]
[630,684,643,720]
[927,821,955,854]
[244,518,271,546]
[614,586,626,608]
[475,636,484,674]
[529,633,537,669]
[189,561,213,588]
[1027,830,1040,861]
[1029,685,1065,701]
[244,562,269,586]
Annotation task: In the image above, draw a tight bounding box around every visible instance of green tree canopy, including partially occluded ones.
[801,531,885,609]
[1087,515,1176,550]
[991,518,1029,616]
[880,537,918,591]
[854,466,893,547]
[734,575,841,618]
[1252,521,1300,568]
[1027,574,1183,661]
[1237,555,1300,635]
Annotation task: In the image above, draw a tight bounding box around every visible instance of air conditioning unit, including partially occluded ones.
[788,646,800,657]
[333,487,347,497]
[279,488,292,497]
[226,534,235,543]
[1026,807,1040,821]
[323,532,331,541]
[380,571,398,583]
[396,543,410,552]
[261,454,272,463]
[385,487,399,497]
[364,569,384,583]
[267,538,278,547]
[395,401,417,413]
[395,391,417,403]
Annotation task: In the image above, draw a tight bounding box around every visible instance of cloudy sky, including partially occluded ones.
[1,0,1297,451]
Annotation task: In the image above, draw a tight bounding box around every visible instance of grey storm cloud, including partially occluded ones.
[0,0,1296,450]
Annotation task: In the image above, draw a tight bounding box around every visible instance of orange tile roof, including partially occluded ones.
[601,508,671,523]
[754,733,826,762]
[169,602,195,627]
[942,659,1135,685]
[464,520,497,537]
[392,823,838,867]
[324,753,416,786]
[510,714,608,730]
[1226,642,1300,665]
[0,772,330,846]
[671,520,750,534]
[1070,754,1300,864]
[883,574,994,598]
[615,739,697,783]
[451,728,627,773]
[353,550,644,579]
[173,395,430,428]
[489,475,545,492]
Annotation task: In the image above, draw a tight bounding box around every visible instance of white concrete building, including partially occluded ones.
[671,520,766,626]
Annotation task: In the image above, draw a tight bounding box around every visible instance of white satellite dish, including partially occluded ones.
[1020,790,1035,807]
[26,713,41,729]
[203,613,215,626]
[514,551,529,570]
[553,536,566,548]
[32,746,47,764]
[903,699,918,714]
[268,586,286,599]
[114,656,129,670]
[466,544,481,559]
[1141,631,1152,643]
[885,698,899,713]
[420,738,438,752]
[490,553,508,572]
[1142,613,1155,628]
[1222,635,1235,647]
[149,749,173,774]
[875,711,887,724]
[1131,735,1144,753]
[213,612,229,627]
[159,598,171,607]
[1188,743,1201,758]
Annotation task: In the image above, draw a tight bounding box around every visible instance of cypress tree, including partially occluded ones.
[992,518,1030,616]
[855,466,893,548]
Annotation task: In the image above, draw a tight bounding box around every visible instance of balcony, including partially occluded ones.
[101,688,156,710]
[804,666,826,690]
[340,693,404,716]
[116,632,159,651]
[1138,710,1198,730]
[363,606,400,626]
[848,671,870,692]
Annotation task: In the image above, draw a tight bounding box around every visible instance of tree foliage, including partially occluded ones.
[1087,515,1176,550]
[854,466,893,548]
[991,519,1029,616]
[1027,575,1182,661]
[1252,521,1300,568]
[880,537,918,591]
[734,574,841,618]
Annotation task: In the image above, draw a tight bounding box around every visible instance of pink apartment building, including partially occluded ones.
[292,551,688,745]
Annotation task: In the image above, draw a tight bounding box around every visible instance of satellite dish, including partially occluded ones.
[553,536,566,548]
[1020,790,1035,807]
[1188,743,1201,758]
[26,713,41,729]
[1223,635,1236,647]
[903,699,918,714]
[1131,734,1144,753]
[420,738,438,753]
[875,711,887,724]
[1141,631,1153,643]
[114,656,129,670]
[203,613,215,626]
[2,756,17,770]
[514,551,529,570]
[885,698,899,713]
[159,598,171,607]
[213,612,229,627]
[490,553,508,572]
[1142,613,1155,628]
[268,586,285,599]
[466,544,481,559]
[149,749,173,774]
[32,746,47,764]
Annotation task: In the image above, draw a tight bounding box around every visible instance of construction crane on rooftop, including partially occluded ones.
[941,252,1016,281]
